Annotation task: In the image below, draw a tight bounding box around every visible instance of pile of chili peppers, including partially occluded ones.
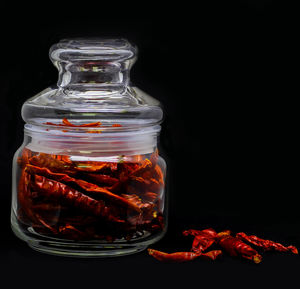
[16,119,165,242]
[148,228,298,263]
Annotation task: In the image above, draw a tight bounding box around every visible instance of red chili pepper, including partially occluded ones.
[30,153,119,175]
[53,154,72,163]
[132,159,153,176]
[183,228,217,253]
[121,194,150,211]
[151,165,164,185]
[45,118,102,127]
[72,161,110,172]
[32,203,66,212]
[148,249,222,262]
[17,170,37,224]
[130,176,161,193]
[85,173,119,186]
[236,232,298,254]
[29,153,76,175]
[217,231,262,264]
[17,147,33,168]
[35,213,58,234]
[108,158,153,192]
[200,250,223,260]
[143,192,158,202]
[147,249,200,262]
[45,119,123,131]
[25,164,141,213]
[150,148,159,163]
[30,174,124,223]
[121,194,156,226]
[192,235,216,254]
[183,228,217,238]
[122,154,164,196]
[59,224,86,240]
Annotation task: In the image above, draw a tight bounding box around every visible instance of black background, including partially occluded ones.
[0,1,299,287]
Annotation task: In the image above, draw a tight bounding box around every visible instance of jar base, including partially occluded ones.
[11,212,164,258]
[27,241,148,258]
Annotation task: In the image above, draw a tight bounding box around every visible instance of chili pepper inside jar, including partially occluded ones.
[11,38,167,257]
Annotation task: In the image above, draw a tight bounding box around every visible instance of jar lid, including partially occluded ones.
[22,38,163,155]
[22,38,163,131]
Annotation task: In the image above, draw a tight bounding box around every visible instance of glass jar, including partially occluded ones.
[11,38,167,257]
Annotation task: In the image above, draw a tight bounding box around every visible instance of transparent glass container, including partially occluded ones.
[11,38,167,257]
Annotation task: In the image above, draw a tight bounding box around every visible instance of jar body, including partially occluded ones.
[11,133,167,257]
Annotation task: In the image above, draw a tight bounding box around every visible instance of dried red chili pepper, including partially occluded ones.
[183,228,217,254]
[30,153,118,175]
[147,249,222,262]
[108,158,153,192]
[62,118,102,127]
[84,173,119,186]
[148,149,159,170]
[59,224,86,240]
[17,170,37,224]
[35,213,58,234]
[53,154,72,163]
[25,164,141,213]
[73,161,110,172]
[32,203,67,212]
[155,166,164,184]
[119,154,164,197]
[17,147,32,168]
[45,118,102,127]
[121,194,156,227]
[44,119,122,132]
[147,249,200,262]
[29,153,76,175]
[44,121,65,126]
[132,159,153,176]
[143,192,158,202]
[86,162,118,173]
[217,231,262,264]
[30,174,124,223]
[31,202,65,224]
[236,232,298,254]
[200,250,223,261]
[183,228,217,238]
[121,194,152,211]
[145,150,164,184]
[130,176,161,193]
[148,214,164,231]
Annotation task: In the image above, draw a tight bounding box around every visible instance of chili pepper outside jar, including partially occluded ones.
[11,38,167,257]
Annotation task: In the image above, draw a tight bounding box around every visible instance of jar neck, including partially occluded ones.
[57,60,130,93]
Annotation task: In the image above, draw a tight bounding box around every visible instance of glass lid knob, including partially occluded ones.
[49,38,137,93]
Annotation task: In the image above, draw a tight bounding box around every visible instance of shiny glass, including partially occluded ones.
[11,38,167,257]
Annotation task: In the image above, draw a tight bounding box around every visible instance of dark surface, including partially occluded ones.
[1,1,299,287]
